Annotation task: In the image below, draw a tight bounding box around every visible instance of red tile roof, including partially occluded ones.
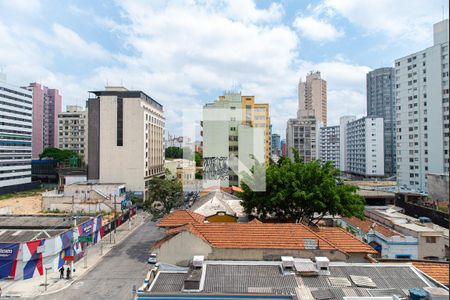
[315,227,378,254]
[342,217,401,237]
[412,261,449,285]
[158,210,205,228]
[158,222,376,255]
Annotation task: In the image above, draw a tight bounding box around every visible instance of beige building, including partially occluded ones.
[58,105,88,162]
[365,206,448,260]
[87,86,165,200]
[164,159,196,186]
[298,71,327,126]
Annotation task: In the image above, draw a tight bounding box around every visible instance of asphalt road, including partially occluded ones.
[35,218,164,300]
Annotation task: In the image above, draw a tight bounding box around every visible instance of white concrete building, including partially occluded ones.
[339,116,356,172]
[346,117,384,177]
[0,74,33,188]
[395,19,449,192]
[318,125,340,168]
[87,87,165,200]
[57,105,88,162]
[286,110,321,162]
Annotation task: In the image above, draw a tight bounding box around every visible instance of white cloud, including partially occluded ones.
[322,0,447,46]
[293,16,343,42]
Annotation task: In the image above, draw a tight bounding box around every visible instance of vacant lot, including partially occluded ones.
[0,193,43,214]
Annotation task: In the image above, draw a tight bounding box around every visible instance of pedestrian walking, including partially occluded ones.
[59,266,64,279]
[66,267,71,279]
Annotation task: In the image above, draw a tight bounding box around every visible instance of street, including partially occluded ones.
[34,219,164,300]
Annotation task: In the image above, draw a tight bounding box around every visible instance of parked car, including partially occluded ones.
[148,253,157,264]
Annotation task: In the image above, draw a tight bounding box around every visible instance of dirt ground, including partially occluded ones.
[0,194,42,214]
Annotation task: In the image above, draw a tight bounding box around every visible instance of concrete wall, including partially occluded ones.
[87,97,100,180]
[153,231,213,266]
[427,173,449,202]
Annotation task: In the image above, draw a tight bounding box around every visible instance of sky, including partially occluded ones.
[0,0,448,138]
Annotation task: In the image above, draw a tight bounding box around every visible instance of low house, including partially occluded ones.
[190,190,245,222]
[337,216,419,259]
[157,210,205,229]
[365,206,448,260]
[152,222,377,266]
[42,181,126,213]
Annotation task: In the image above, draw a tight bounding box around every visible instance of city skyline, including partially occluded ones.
[0,0,448,136]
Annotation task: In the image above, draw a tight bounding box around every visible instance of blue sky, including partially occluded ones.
[0,0,448,137]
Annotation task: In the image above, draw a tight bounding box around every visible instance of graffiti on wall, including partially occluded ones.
[203,157,229,181]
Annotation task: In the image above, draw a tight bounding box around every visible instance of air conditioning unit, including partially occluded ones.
[192,256,204,268]
[315,257,330,271]
[281,256,294,269]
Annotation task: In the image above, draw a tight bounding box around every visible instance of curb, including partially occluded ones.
[20,213,150,298]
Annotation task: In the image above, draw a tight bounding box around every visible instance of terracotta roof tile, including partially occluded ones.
[158,210,205,227]
[380,261,449,286]
[412,262,449,285]
[160,223,373,255]
[342,217,401,238]
[316,227,378,254]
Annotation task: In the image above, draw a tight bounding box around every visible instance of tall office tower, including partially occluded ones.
[395,19,449,192]
[57,105,88,162]
[271,133,281,156]
[280,139,287,156]
[298,71,327,126]
[319,125,340,169]
[0,74,33,188]
[346,117,384,177]
[202,92,267,187]
[26,83,62,158]
[87,87,165,199]
[286,110,321,162]
[367,67,396,177]
[339,116,356,172]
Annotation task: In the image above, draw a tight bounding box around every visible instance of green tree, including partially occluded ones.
[238,152,365,224]
[195,151,202,167]
[165,146,194,160]
[144,178,183,215]
[39,148,81,165]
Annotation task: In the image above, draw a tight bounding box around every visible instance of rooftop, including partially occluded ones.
[89,87,163,112]
[190,190,244,217]
[380,260,449,286]
[0,229,66,243]
[156,222,377,254]
[141,260,448,299]
[341,217,402,237]
[158,210,205,228]
[0,215,91,230]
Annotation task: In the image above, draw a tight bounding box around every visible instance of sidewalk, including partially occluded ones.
[0,211,149,299]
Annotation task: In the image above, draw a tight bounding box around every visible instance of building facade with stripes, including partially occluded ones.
[0,74,33,188]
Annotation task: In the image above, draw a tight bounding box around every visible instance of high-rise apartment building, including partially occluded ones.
[367,67,396,177]
[271,133,281,156]
[0,74,33,188]
[346,117,384,177]
[57,105,88,162]
[339,116,356,172]
[286,110,321,162]
[87,87,165,199]
[298,71,327,126]
[202,92,267,187]
[26,83,62,158]
[319,125,340,169]
[395,19,449,192]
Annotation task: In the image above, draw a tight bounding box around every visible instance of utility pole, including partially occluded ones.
[114,195,117,244]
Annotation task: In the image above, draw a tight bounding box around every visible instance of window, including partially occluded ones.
[425,236,437,243]
[117,97,123,146]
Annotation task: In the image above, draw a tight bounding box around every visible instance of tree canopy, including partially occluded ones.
[195,151,202,167]
[39,148,81,165]
[144,178,183,215]
[238,152,365,224]
[165,146,194,160]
